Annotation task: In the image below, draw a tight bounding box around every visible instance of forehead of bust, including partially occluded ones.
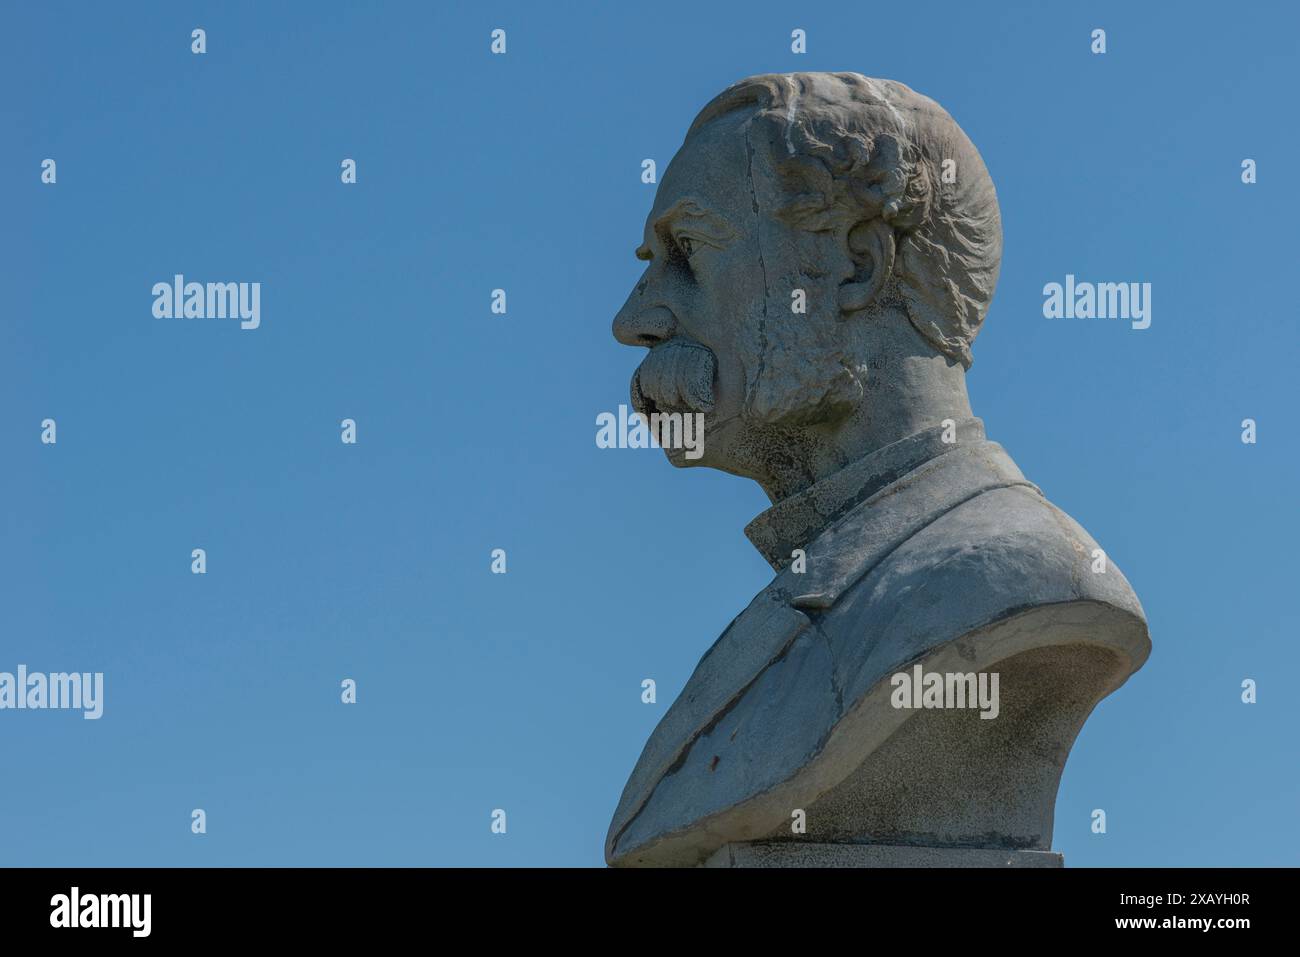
[651,108,767,230]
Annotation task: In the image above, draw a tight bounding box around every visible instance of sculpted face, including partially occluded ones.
[612,74,1002,499]
[612,109,859,482]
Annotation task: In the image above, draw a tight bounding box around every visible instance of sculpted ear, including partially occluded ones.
[838,219,895,313]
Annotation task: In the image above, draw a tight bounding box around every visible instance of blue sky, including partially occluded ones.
[2,0,1296,866]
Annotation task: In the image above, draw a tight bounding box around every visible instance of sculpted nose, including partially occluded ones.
[613,303,677,348]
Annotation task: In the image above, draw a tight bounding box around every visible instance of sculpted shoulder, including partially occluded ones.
[825,482,1149,705]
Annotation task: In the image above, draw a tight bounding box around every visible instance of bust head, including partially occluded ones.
[612,73,1003,502]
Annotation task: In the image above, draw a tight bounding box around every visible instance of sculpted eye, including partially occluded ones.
[673,230,721,261]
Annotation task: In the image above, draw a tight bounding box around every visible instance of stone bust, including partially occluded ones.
[607,73,1151,868]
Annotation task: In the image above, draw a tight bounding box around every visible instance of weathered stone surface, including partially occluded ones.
[607,73,1150,868]
[703,843,1064,868]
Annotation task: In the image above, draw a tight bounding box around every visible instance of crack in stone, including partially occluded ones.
[744,122,770,411]
[811,619,845,717]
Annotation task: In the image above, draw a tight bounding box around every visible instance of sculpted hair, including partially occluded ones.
[689,72,1002,369]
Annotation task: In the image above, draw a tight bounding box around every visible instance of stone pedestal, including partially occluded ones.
[702,842,1064,868]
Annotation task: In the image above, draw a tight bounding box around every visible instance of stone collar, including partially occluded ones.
[744,417,987,571]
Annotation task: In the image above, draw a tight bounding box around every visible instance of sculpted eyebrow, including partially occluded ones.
[654,200,735,244]
[636,200,735,261]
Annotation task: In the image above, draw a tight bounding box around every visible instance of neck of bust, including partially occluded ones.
[753,325,974,504]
